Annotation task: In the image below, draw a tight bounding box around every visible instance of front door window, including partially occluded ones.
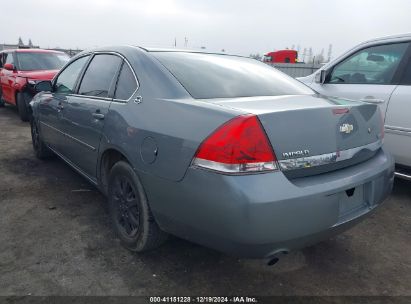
[329,43,409,85]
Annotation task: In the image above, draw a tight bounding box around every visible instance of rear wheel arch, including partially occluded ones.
[107,160,168,251]
[99,148,134,195]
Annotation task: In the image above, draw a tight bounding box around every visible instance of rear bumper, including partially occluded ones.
[142,148,394,258]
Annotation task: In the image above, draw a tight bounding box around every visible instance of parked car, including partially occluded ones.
[30,46,394,259]
[0,49,69,121]
[298,33,411,180]
[262,50,298,63]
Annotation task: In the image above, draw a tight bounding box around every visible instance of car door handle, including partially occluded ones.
[359,97,385,104]
[92,112,105,120]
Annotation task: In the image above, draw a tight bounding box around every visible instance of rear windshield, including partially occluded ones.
[152,52,313,99]
[16,52,70,71]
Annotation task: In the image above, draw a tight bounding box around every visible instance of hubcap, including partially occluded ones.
[112,176,140,238]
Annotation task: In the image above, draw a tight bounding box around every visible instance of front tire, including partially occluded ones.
[16,92,30,122]
[108,161,168,252]
[31,118,53,159]
[0,89,4,107]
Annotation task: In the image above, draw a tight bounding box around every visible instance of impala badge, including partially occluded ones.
[339,123,354,134]
[282,150,310,159]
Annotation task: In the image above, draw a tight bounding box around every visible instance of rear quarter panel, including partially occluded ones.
[101,97,241,182]
[99,49,243,182]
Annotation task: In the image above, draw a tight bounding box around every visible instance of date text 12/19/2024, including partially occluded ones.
[149,296,258,303]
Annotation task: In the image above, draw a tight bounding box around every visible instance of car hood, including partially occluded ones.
[17,70,59,80]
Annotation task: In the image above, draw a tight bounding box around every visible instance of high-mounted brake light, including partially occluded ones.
[192,114,278,173]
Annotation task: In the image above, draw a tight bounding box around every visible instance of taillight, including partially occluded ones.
[192,114,278,173]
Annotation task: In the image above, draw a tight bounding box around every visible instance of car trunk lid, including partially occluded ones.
[207,94,383,178]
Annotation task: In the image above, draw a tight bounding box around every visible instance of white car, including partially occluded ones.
[298,33,411,180]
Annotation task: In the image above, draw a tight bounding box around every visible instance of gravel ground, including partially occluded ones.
[0,104,410,297]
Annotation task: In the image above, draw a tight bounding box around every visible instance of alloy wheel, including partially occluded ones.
[111,175,141,238]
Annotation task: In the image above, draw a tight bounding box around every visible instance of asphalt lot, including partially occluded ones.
[0,104,410,297]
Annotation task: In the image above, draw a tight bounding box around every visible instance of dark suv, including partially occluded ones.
[0,49,69,121]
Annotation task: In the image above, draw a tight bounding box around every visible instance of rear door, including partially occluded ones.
[384,54,411,167]
[61,53,122,179]
[310,42,410,119]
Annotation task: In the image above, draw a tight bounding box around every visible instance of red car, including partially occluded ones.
[0,49,69,121]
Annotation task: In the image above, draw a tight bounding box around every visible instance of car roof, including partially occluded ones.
[138,46,251,59]
[74,45,248,60]
[360,33,411,45]
[139,46,232,56]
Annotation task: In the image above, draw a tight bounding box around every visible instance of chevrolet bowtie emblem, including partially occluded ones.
[340,123,354,134]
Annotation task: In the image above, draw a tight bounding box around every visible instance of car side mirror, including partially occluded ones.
[4,63,15,71]
[34,80,53,93]
[315,69,328,84]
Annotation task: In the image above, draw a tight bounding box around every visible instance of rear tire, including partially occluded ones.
[108,161,168,252]
[17,92,30,122]
[31,118,53,159]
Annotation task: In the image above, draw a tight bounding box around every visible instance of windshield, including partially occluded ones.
[152,52,313,99]
[16,52,70,71]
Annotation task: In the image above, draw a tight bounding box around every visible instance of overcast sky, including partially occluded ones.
[2,0,411,59]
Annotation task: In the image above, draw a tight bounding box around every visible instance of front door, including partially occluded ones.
[61,53,122,179]
[310,42,410,120]
[39,55,91,154]
[384,57,411,167]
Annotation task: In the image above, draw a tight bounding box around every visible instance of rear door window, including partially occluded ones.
[114,62,138,100]
[328,43,409,85]
[55,55,90,94]
[78,54,121,98]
